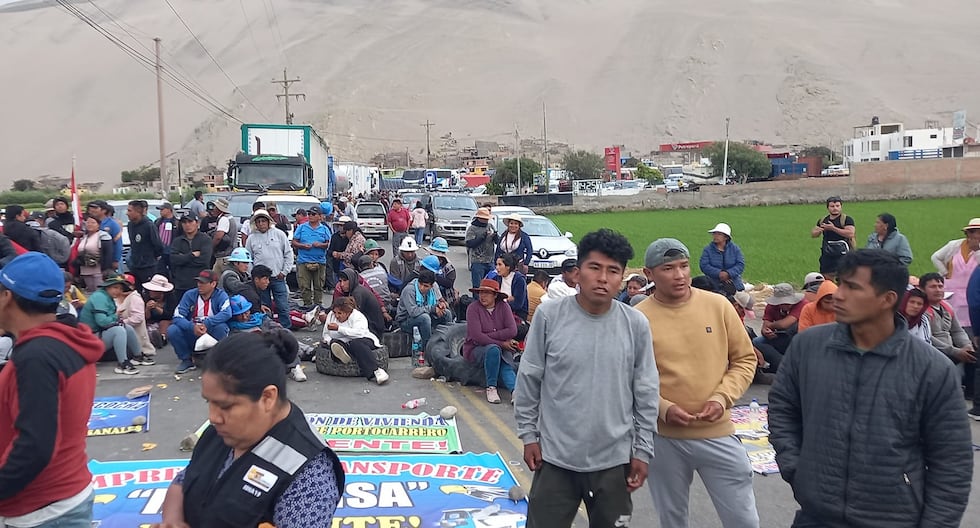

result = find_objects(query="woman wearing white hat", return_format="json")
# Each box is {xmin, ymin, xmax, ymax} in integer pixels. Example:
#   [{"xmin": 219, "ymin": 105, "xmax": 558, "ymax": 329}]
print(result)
[
  {"xmin": 699, "ymin": 222, "xmax": 745, "ymax": 295},
  {"xmin": 494, "ymin": 213, "xmax": 533, "ymax": 275}
]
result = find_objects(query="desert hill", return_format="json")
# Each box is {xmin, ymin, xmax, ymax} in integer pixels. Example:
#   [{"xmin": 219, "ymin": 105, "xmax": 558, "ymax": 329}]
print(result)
[{"xmin": 1, "ymin": 0, "xmax": 978, "ymax": 188}]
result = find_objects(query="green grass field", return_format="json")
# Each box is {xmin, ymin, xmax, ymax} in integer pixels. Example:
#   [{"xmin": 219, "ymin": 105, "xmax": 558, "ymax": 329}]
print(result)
[{"xmin": 550, "ymin": 197, "xmax": 979, "ymax": 286}]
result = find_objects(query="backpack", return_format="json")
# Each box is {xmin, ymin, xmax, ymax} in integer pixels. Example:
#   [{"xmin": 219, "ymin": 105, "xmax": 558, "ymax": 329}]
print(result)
[
  {"xmin": 839, "ymin": 213, "xmax": 858, "ymax": 250},
  {"xmin": 35, "ymin": 226, "xmax": 71, "ymax": 265}
]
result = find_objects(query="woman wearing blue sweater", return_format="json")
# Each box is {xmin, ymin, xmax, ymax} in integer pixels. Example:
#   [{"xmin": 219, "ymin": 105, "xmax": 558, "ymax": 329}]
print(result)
[
  {"xmin": 485, "ymin": 252, "xmax": 529, "ymax": 320},
  {"xmin": 699, "ymin": 222, "xmax": 746, "ymax": 294},
  {"xmin": 494, "ymin": 213, "xmax": 533, "ymax": 274}
]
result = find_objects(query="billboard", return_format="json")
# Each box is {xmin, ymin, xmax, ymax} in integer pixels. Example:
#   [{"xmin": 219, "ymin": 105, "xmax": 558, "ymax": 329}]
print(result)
[{"xmin": 604, "ymin": 146, "xmax": 621, "ymax": 179}]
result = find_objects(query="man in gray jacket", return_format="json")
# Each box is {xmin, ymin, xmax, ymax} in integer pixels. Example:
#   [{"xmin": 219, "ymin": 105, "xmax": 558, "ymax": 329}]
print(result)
[
  {"xmin": 245, "ymin": 209, "xmax": 294, "ymax": 329},
  {"xmin": 514, "ymin": 229, "xmax": 659, "ymax": 528},
  {"xmin": 769, "ymin": 249, "xmax": 972, "ymax": 527}
]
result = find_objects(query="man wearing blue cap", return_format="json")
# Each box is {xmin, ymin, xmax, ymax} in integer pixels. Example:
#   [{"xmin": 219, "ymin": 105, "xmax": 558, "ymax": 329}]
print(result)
[{"xmin": 0, "ymin": 252, "xmax": 104, "ymax": 526}]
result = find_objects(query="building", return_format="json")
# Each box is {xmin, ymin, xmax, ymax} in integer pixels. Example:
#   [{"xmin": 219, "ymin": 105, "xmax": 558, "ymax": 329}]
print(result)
[{"xmin": 844, "ymin": 120, "xmax": 964, "ymax": 165}]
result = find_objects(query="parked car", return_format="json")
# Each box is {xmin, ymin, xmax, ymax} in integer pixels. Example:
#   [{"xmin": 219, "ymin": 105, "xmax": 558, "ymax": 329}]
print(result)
[
  {"xmin": 354, "ymin": 201, "xmax": 388, "ymax": 240},
  {"xmin": 491, "ymin": 212, "xmax": 576, "ymax": 276},
  {"xmin": 426, "ymin": 193, "xmax": 478, "ymax": 242}
]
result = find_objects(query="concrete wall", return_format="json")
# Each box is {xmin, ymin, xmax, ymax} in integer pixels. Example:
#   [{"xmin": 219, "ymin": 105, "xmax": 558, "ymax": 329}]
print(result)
[{"xmin": 535, "ymin": 157, "xmax": 980, "ymax": 214}]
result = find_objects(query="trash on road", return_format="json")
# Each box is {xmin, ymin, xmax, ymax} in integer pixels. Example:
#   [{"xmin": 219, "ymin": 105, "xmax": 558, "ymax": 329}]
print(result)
[
  {"xmin": 126, "ymin": 385, "xmax": 153, "ymax": 399},
  {"xmin": 402, "ymin": 397, "xmax": 426, "ymax": 409},
  {"xmin": 140, "ymin": 442, "xmax": 157, "ymax": 451}
]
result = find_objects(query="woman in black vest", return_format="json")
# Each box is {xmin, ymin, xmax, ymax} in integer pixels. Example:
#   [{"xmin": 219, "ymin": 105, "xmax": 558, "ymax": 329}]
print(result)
[{"xmin": 155, "ymin": 330, "xmax": 344, "ymax": 528}]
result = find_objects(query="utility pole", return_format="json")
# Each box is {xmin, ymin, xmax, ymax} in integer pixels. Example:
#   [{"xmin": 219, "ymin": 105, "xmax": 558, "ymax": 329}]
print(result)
[
  {"xmin": 420, "ymin": 120, "xmax": 435, "ymax": 168},
  {"xmin": 154, "ymin": 37, "xmax": 168, "ymax": 195},
  {"xmin": 515, "ymin": 125, "xmax": 521, "ymax": 195},
  {"xmin": 722, "ymin": 117, "xmax": 731, "ymax": 186},
  {"xmin": 542, "ymin": 102, "xmax": 549, "ymax": 190},
  {"xmin": 272, "ymin": 68, "xmax": 304, "ymax": 124}
]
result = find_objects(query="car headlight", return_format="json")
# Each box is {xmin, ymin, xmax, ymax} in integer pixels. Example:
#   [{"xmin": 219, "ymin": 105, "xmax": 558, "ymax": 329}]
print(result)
[{"xmin": 564, "ymin": 248, "xmax": 578, "ymax": 257}]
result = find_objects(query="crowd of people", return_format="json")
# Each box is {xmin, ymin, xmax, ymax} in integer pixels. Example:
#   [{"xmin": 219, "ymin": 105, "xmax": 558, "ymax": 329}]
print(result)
[{"xmin": 1, "ymin": 190, "xmax": 979, "ymax": 527}]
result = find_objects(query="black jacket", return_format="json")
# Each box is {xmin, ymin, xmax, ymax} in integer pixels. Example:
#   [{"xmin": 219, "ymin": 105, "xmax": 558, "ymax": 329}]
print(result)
[
  {"xmin": 47, "ymin": 212, "xmax": 76, "ymax": 241},
  {"xmin": 126, "ymin": 217, "xmax": 163, "ymax": 270},
  {"xmin": 2, "ymin": 220, "xmax": 39, "ymax": 252},
  {"xmin": 170, "ymin": 232, "xmax": 213, "ymax": 290},
  {"xmin": 769, "ymin": 317, "xmax": 973, "ymax": 527},
  {"xmin": 0, "ymin": 234, "xmax": 16, "ymax": 269}
]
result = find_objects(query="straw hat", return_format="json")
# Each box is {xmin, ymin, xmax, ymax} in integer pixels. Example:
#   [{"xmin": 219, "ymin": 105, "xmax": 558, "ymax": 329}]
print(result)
[{"xmin": 469, "ymin": 279, "xmax": 507, "ymax": 301}]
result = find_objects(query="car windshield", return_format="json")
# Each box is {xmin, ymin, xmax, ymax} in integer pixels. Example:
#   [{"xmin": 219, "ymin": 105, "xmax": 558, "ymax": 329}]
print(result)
[
  {"xmin": 227, "ymin": 195, "xmax": 260, "ymax": 218},
  {"xmin": 237, "ymin": 164, "xmax": 305, "ymax": 191},
  {"xmin": 520, "ymin": 216, "xmax": 562, "ymax": 237},
  {"xmin": 400, "ymin": 194, "xmax": 425, "ymax": 208},
  {"xmin": 432, "ymin": 195, "xmax": 476, "ymax": 211},
  {"xmin": 264, "ymin": 200, "xmax": 318, "ymax": 218},
  {"xmin": 357, "ymin": 204, "xmax": 386, "ymax": 217}
]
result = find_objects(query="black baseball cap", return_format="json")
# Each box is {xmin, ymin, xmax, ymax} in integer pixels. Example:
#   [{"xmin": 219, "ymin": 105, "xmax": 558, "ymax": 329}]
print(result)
[{"xmin": 179, "ymin": 213, "xmax": 199, "ymax": 223}]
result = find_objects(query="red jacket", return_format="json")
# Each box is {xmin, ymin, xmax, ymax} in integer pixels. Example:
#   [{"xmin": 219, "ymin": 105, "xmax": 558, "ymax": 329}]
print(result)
[{"xmin": 0, "ymin": 320, "xmax": 103, "ymax": 516}]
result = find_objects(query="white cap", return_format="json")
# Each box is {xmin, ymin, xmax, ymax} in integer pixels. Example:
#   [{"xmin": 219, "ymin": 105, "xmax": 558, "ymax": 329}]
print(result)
[{"xmin": 708, "ymin": 223, "xmax": 732, "ymax": 237}]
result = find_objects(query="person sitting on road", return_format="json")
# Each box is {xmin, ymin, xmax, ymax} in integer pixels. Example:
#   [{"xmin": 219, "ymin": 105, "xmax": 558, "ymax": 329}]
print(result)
[
  {"xmin": 801, "ymin": 272, "xmax": 825, "ymax": 303},
  {"xmin": 753, "ymin": 283, "xmax": 807, "ymax": 373},
  {"xmin": 798, "ymin": 279, "xmax": 838, "ymax": 332},
  {"xmin": 113, "ymin": 274, "xmax": 156, "ymax": 363},
  {"xmin": 156, "ymin": 331, "xmax": 344, "ymax": 528},
  {"xmin": 900, "ymin": 287, "xmax": 932, "ymax": 344},
  {"xmin": 168, "ymin": 270, "xmax": 232, "ymax": 374},
  {"xmin": 248, "ymin": 264, "xmax": 275, "ymax": 315},
  {"xmin": 220, "ymin": 247, "xmax": 254, "ymax": 300},
  {"xmin": 527, "ymin": 269, "xmax": 551, "ymax": 321},
  {"xmin": 332, "ymin": 221, "xmax": 366, "ymax": 269},
  {"xmin": 699, "ymin": 222, "xmax": 745, "ymax": 294},
  {"xmin": 546, "ymin": 259, "xmax": 579, "ymax": 300},
  {"xmin": 142, "ymin": 274, "xmax": 176, "ymax": 349},
  {"xmin": 395, "ymin": 268, "xmax": 453, "ymax": 352},
  {"xmin": 389, "ymin": 237, "xmax": 421, "ymax": 289},
  {"xmin": 78, "ymin": 275, "xmax": 143, "ymax": 375},
  {"xmin": 426, "ymin": 237, "xmax": 459, "ymax": 308},
  {"xmin": 362, "ymin": 239, "xmax": 388, "ymax": 271},
  {"xmin": 865, "ymin": 212, "xmax": 913, "ymax": 266},
  {"xmin": 617, "ymin": 273, "xmax": 648, "ymax": 304},
  {"xmin": 332, "ymin": 265, "xmax": 390, "ymax": 322},
  {"xmin": 322, "ymin": 296, "xmax": 389, "ymax": 385},
  {"xmin": 227, "ymin": 295, "xmax": 305, "ymax": 382},
  {"xmin": 486, "ymin": 252, "xmax": 529, "ymax": 321},
  {"xmin": 357, "ymin": 255, "xmax": 396, "ymax": 315},
  {"xmin": 335, "ymin": 268, "xmax": 386, "ymax": 338},
  {"xmin": 464, "ymin": 279, "xmax": 519, "ymax": 404},
  {"xmin": 60, "ymin": 271, "xmax": 86, "ymax": 317}
]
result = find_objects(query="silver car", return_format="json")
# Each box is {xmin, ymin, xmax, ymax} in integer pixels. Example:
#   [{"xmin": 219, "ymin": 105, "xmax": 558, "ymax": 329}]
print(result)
[{"xmin": 355, "ymin": 201, "xmax": 389, "ymax": 240}]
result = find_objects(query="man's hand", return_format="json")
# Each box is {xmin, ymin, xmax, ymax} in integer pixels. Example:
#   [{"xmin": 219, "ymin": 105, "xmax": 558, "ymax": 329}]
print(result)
[
  {"xmin": 191, "ymin": 251, "xmax": 200, "ymax": 257},
  {"xmin": 523, "ymin": 442, "xmax": 543, "ymax": 471},
  {"xmin": 626, "ymin": 458, "xmax": 649, "ymax": 492},
  {"xmin": 193, "ymin": 323, "xmax": 207, "ymax": 337},
  {"xmin": 261, "ymin": 306, "xmax": 272, "ymax": 315},
  {"xmin": 664, "ymin": 405, "xmax": 696, "ymax": 427},
  {"xmin": 276, "ymin": 273, "xmax": 285, "ymax": 280},
  {"xmin": 383, "ymin": 311, "xmax": 393, "ymax": 322},
  {"xmin": 501, "ymin": 339, "xmax": 518, "ymax": 352},
  {"xmin": 754, "ymin": 348, "xmax": 766, "ymax": 367},
  {"xmin": 327, "ymin": 323, "xmax": 339, "ymax": 331},
  {"xmin": 146, "ymin": 300, "xmax": 158, "ymax": 310},
  {"xmin": 956, "ymin": 347, "xmax": 977, "ymax": 364},
  {"xmin": 761, "ymin": 326, "xmax": 776, "ymax": 339},
  {"xmin": 696, "ymin": 401, "xmax": 725, "ymax": 422}
]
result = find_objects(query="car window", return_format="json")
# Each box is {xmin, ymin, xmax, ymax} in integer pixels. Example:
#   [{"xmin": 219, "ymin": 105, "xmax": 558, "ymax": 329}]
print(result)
[
  {"xmin": 519, "ymin": 216, "xmax": 562, "ymax": 237},
  {"xmin": 357, "ymin": 204, "xmax": 386, "ymax": 216},
  {"xmin": 227, "ymin": 195, "xmax": 259, "ymax": 218},
  {"xmin": 265, "ymin": 200, "xmax": 318, "ymax": 217},
  {"xmin": 432, "ymin": 195, "xmax": 477, "ymax": 211}
]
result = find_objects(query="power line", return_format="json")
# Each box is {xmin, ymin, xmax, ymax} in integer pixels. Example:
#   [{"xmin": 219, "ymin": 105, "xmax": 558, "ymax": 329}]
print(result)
[
  {"xmin": 161, "ymin": 0, "xmax": 271, "ymax": 121},
  {"xmin": 261, "ymin": 0, "xmax": 288, "ymax": 66},
  {"xmin": 237, "ymin": 0, "xmax": 264, "ymax": 62}
]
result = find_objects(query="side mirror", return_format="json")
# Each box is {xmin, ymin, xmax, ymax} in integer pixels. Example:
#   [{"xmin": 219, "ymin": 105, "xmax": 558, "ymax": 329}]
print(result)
[{"xmin": 564, "ymin": 232, "xmax": 573, "ymax": 238}]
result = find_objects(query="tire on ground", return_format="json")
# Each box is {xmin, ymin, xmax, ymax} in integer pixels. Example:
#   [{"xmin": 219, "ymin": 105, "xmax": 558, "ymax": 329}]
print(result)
[
  {"xmin": 315, "ymin": 344, "xmax": 389, "ymax": 377},
  {"xmin": 426, "ymin": 323, "xmax": 484, "ymax": 386}
]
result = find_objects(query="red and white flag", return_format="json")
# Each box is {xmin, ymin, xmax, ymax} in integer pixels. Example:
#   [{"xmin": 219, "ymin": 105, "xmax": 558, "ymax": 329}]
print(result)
[{"xmin": 70, "ymin": 156, "xmax": 81, "ymax": 226}]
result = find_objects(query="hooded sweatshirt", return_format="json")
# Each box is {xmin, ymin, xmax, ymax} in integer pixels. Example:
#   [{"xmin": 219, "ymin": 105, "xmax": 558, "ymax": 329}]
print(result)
[
  {"xmin": 0, "ymin": 320, "xmax": 103, "ymax": 517},
  {"xmin": 338, "ymin": 268, "xmax": 385, "ymax": 339},
  {"xmin": 797, "ymin": 280, "xmax": 838, "ymax": 332}
]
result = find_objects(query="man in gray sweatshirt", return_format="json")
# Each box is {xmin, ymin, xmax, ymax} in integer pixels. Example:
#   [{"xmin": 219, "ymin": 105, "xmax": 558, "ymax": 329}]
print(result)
[
  {"xmin": 514, "ymin": 228, "xmax": 659, "ymax": 528},
  {"xmin": 244, "ymin": 209, "xmax": 294, "ymax": 329}
]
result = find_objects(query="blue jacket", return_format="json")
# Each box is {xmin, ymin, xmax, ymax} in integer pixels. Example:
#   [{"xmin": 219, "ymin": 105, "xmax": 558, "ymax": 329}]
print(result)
[
  {"xmin": 699, "ymin": 241, "xmax": 746, "ymax": 291},
  {"xmin": 173, "ymin": 288, "xmax": 232, "ymax": 333},
  {"xmin": 494, "ymin": 231, "xmax": 534, "ymax": 266},
  {"xmin": 486, "ymin": 269, "xmax": 529, "ymax": 320},
  {"xmin": 967, "ymin": 266, "xmax": 980, "ymax": 331}
]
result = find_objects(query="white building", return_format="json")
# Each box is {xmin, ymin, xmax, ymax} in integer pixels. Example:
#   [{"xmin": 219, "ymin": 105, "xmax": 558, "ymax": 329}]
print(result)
[{"xmin": 844, "ymin": 121, "xmax": 963, "ymax": 165}]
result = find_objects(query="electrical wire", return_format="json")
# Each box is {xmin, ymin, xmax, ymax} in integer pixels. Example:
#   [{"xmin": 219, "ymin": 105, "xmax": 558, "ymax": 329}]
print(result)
[
  {"xmin": 161, "ymin": 0, "xmax": 271, "ymax": 121},
  {"xmin": 261, "ymin": 0, "xmax": 288, "ymax": 66},
  {"xmin": 237, "ymin": 0, "xmax": 265, "ymax": 62}
]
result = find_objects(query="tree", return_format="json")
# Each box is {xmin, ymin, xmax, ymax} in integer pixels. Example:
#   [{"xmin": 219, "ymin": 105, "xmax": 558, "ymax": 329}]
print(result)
[
  {"xmin": 799, "ymin": 146, "xmax": 835, "ymax": 169},
  {"xmin": 121, "ymin": 167, "xmax": 161, "ymax": 183},
  {"xmin": 492, "ymin": 157, "xmax": 542, "ymax": 186},
  {"xmin": 635, "ymin": 164, "xmax": 663, "ymax": 184},
  {"xmin": 562, "ymin": 150, "xmax": 605, "ymax": 180},
  {"xmin": 624, "ymin": 156, "xmax": 642, "ymax": 169},
  {"xmin": 11, "ymin": 179, "xmax": 35, "ymax": 192},
  {"xmin": 702, "ymin": 142, "xmax": 772, "ymax": 182}
]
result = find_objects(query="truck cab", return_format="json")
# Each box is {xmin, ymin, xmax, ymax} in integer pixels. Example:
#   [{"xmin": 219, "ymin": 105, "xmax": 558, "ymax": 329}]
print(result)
[{"xmin": 226, "ymin": 152, "xmax": 313, "ymax": 194}]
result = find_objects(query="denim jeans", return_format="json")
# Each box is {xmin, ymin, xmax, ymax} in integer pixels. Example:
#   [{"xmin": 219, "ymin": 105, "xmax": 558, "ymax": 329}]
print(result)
[
  {"xmin": 31, "ymin": 493, "xmax": 93, "ymax": 528},
  {"xmin": 167, "ymin": 321, "xmax": 230, "ymax": 361},
  {"xmin": 414, "ymin": 227, "xmax": 425, "ymax": 245},
  {"xmin": 474, "ymin": 344, "xmax": 516, "ymax": 391},
  {"xmin": 99, "ymin": 325, "xmax": 140, "ymax": 364},
  {"xmin": 270, "ymin": 277, "xmax": 292, "ymax": 329},
  {"xmin": 399, "ymin": 311, "xmax": 453, "ymax": 350},
  {"xmin": 470, "ymin": 262, "xmax": 493, "ymax": 289}
]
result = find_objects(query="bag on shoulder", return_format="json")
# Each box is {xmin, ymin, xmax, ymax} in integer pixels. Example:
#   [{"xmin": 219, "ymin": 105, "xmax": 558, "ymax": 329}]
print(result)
[
  {"xmin": 36, "ymin": 227, "xmax": 71, "ymax": 265},
  {"xmin": 840, "ymin": 213, "xmax": 857, "ymax": 250}
]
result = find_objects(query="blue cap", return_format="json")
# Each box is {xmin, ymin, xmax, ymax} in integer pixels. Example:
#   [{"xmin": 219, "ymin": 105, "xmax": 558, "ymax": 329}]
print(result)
[
  {"xmin": 320, "ymin": 202, "xmax": 334, "ymax": 216},
  {"xmin": 0, "ymin": 252, "xmax": 64, "ymax": 304},
  {"xmin": 230, "ymin": 295, "xmax": 253, "ymax": 316},
  {"xmin": 427, "ymin": 237, "xmax": 449, "ymax": 254},
  {"xmin": 421, "ymin": 255, "xmax": 441, "ymax": 273}
]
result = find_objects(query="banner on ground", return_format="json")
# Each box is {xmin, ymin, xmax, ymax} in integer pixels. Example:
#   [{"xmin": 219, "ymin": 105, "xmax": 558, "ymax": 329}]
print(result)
[
  {"xmin": 731, "ymin": 404, "xmax": 779, "ymax": 475},
  {"xmin": 88, "ymin": 395, "xmax": 151, "ymax": 437},
  {"xmin": 194, "ymin": 412, "xmax": 463, "ymax": 454},
  {"xmin": 307, "ymin": 412, "xmax": 462, "ymax": 453},
  {"xmin": 90, "ymin": 453, "xmax": 527, "ymax": 527}
]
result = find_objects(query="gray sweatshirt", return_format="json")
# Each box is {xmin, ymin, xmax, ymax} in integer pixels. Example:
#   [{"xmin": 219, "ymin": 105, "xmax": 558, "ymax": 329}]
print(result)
[
  {"xmin": 514, "ymin": 295, "xmax": 659, "ymax": 472},
  {"xmin": 245, "ymin": 227, "xmax": 294, "ymax": 278}
]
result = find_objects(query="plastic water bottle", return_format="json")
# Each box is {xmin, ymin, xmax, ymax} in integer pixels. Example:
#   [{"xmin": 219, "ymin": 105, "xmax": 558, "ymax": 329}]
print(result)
[
  {"xmin": 749, "ymin": 398, "xmax": 761, "ymax": 427},
  {"xmin": 402, "ymin": 397, "xmax": 426, "ymax": 409},
  {"xmin": 412, "ymin": 327, "xmax": 424, "ymax": 368}
]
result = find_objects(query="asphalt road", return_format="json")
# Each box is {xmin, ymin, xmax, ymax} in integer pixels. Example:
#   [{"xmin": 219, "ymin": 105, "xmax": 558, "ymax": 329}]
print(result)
[{"xmin": 86, "ymin": 240, "xmax": 980, "ymax": 527}]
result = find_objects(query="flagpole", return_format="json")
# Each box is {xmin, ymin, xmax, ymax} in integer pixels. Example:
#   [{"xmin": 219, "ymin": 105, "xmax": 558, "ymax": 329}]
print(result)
[{"xmin": 70, "ymin": 155, "xmax": 82, "ymax": 227}]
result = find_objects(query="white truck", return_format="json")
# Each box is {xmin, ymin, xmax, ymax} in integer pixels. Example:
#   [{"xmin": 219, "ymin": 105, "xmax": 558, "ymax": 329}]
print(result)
[{"xmin": 228, "ymin": 124, "xmax": 336, "ymax": 197}]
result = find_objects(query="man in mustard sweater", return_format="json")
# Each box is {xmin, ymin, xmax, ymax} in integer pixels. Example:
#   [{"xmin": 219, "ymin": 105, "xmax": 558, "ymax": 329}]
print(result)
[{"xmin": 634, "ymin": 238, "xmax": 759, "ymax": 528}]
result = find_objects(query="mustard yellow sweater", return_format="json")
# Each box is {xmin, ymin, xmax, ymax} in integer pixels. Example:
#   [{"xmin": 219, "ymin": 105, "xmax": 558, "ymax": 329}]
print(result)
[{"xmin": 634, "ymin": 288, "xmax": 756, "ymax": 439}]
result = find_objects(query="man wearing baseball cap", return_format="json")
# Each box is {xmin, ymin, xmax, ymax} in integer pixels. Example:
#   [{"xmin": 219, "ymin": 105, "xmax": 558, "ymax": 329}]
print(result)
[
  {"xmin": 0, "ymin": 253, "xmax": 104, "ymax": 525},
  {"xmin": 633, "ymin": 238, "xmax": 759, "ymax": 527},
  {"xmin": 170, "ymin": 213, "xmax": 213, "ymax": 303},
  {"xmin": 292, "ymin": 205, "xmax": 331, "ymax": 307},
  {"xmin": 167, "ymin": 270, "xmax": 232, "ymax": 374}
]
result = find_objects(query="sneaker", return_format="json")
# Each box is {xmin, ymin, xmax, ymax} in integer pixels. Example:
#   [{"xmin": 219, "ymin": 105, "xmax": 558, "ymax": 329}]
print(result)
[
  {"xmin": 331, "ymin": 342, "xmax": 352, "ymax": 364},
  {"xmin": 302, "ymin": 306, "xmax": 321, "ymax": 325},
  {"xmin": 968, "ymin": 407, "xmax": 980, "ymax": 421},
  {"xmin": 290, "ymin": 364, "xmax": 307, "ymax": 382},
  {"xmin": 374, "ymin": 368, "xmax": 390, "ymax": 385},
  {"xmin": 175, "ymin": 360, "xmax": 197, "ymax": 374},
  {"xmin": 486, "ymin": 387, "xmax": 501, "ymax": 404},
  {"xmin": 114, "ymin": 362, "xmax": 139, "ymax": 375},
  {"xmin": 132, "ymin": 355, "xmax": 156, "ymax": 366}
]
